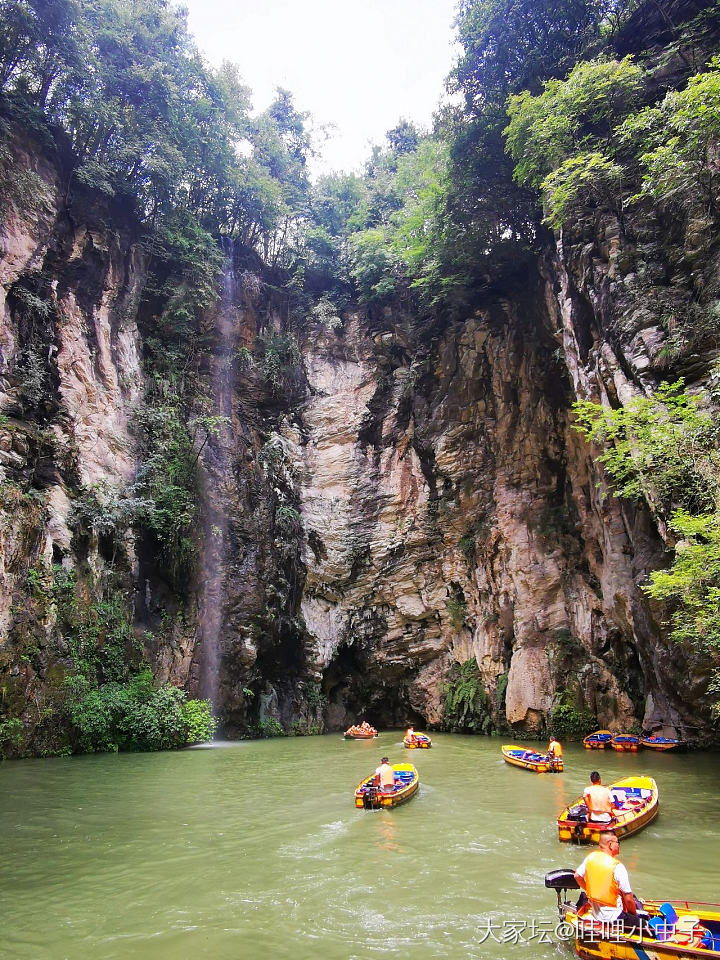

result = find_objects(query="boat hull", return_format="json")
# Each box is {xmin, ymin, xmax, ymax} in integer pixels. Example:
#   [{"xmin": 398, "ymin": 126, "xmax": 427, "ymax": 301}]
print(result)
[
  {"xmin": 583, "ymin": 730, "xmax": 613, "ymax": 750},
  {"xmin": 344, "ymin": 733, "xmax": 377, "ymax": 740},
  {"xmin": 560, "ymin": 901, "xmax": 720, "ymax": 960},
  {"xmin": 355, "ymin": 763, "xmax": 419, "ymax": 808},
  {"xmin": 557, "ymin": 775, "xmax": 659, "ymax": 842},
  {"xmin": 611, "ymin": 735, "xmax": 640, "ymax": 752},
  {"xmin": 403, "ymin": 735, "xmax": 431, "ymax": 749},
  {"xmin": 502, "ymin": 745, "xmax": 562, "ymax": 773},
  {"xmin": 641, "ymin": 737, "xmax": 682, "ymax": 752}
]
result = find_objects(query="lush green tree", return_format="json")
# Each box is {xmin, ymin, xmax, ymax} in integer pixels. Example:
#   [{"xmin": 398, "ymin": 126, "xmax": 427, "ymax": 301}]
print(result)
[
  {"xmin": 0, "ymin": 0, "xmax": 316, "ymax": 260},
  {"xmin": 250, "ymin": 89, "xmax": 311, "ymax": 266},
  {"xmin": 504, "ymin": 57, "xmax": 643, "ymax": 225},
  {"xmin": 435, "ymin": 0, "xmax": 608, "ymax": 300},
  {"xmin": 573, "ymin": 380, "xmax": 720, "ymax": 711},
  {"xmin": 347, "ymin": 227, "xmax": 399, "ymax": 303},
  {"xmin": 620, "ymin": 57, "xmax": 720, "ymax": 215},
  {"xmin": 644, "ymin": 511, "xmax": 720, "ymax": 677},
  {"xmin": 386, "ymin": 119, "xmax": 420, "ymax": 156},
  {"xmin": 453, "ymin": 0, "xmax": 603, "ymax": 102},
  {"xmin": 505, "ymin": 57, "xmax": 643, "ymax": 188},
  {"xmin": 573, "ymin": 381, "xmax": 720, "ymax": 517},
  {"xmin": 541, "ymin": 150, "xmax": 624, "ymax": 227},
  {"xmin": 311, "ymin": 172, "xmax": 367, "ymax": 237},
  {"xmin": 67, "ymin": 670, "xmax": 216, "ymax": 752}
]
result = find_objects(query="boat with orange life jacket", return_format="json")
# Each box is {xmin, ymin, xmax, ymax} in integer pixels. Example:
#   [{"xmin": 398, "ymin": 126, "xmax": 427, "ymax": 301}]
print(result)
[
  {"xmin": 403, "ymin": 730, "xmax": 432, "ymax": 749},
  {"xmin": 545, "ymin": 868, "xmax": 720, "ymax": 958},
  {"xmin": 343, "ymin": 722, "xmax": 378, "ymax": 740},
  {"xmin": 502, "ymin": 744, "xmax": 562, "ymax": 773}
]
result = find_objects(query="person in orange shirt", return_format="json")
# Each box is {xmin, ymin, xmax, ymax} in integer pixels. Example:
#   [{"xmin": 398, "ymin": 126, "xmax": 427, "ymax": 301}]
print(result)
[{"xmin": 583, "ymin": 771, "xmax": 618, "ymax": 822}]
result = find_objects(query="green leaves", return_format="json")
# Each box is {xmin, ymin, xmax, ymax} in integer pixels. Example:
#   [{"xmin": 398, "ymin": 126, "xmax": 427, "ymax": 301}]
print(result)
[
  {"xmin": 549, "ymin": 693, "xmax": 596, "ymax": 737},
  {"xmin": 644, "ymin": 511, "xmax": 720, "ymax": 705},
  {"xmin": 347, "ymin": 227, "xmax": 399, "ymax": 303},
  {"xmin": 452, "ymin": 0, "xmax": 602, "ymax": 102},
  {"xmin": 619, "ymin": 58, "xmax": 720, "ymax": 213},
  {"xmin": 0, "ymin": 0, "xmax": 314, "ymax": 257},
  {"xmin": 573, "ymin": 381, "xmax": 720, "ymax": 516},
  {"xmin": 134, "ymin": 401, "xmax": 200, "ymax": 588},
  {"xmin": 573, "ymin": 381, "xmax": 720, "ymax": 710},
  {"xmin": 334, "ymin": 136, "xmax": 453, "ymax": 306},
  {"xmin": 504, "ymin": 57, "xmax": 642, "ymax": 224},
  {"xmin": 67, "ymin": 669, "xmax": 216, "ymax": 752},
  {"xmin": 442, "ymin": 658, "xmax": 493, "ymax": 733},
  {"xmin": 541, "ymin": 151, "xmax": 622, "ymax": 228}
]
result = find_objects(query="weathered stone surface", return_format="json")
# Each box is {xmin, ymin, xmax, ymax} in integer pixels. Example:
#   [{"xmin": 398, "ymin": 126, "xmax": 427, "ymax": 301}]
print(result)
[{"xmin": 0, "ymin": 133, "xmax": 715, "ymax": 752}]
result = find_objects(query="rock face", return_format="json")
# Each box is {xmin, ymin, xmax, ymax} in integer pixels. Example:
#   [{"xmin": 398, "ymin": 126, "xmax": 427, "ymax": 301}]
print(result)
[
  {"xmin": 0, "ymin": 130, "xmax": 715, "ymax": 756},
  {"xmin": 286, "ymin": 270, "xmax": 683, "ymax": 736}
]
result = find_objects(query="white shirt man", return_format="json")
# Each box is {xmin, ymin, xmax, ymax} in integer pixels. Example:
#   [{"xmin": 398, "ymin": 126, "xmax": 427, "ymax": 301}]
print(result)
[{"xmin": 375, "ymin": 758, "xmax": 394, "ymax": 792}]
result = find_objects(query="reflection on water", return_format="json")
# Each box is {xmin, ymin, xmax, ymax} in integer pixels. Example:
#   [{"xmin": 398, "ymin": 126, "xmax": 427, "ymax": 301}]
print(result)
[
  {"xmin": 376, "ymin": 812, "xmax": 401, "ymax": 853},
  {"xmin": 0, "ymin": 734, "xmax": 718, "ymax": 960}
]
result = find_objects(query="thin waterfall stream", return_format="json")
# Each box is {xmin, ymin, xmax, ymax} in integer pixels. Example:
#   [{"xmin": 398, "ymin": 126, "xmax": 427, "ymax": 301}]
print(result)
[{"xmin": 195, "ymin": 239, "xmax": 238, "ymax": 711}]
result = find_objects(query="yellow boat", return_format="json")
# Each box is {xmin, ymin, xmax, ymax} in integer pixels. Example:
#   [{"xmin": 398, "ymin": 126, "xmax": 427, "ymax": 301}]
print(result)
[
  {"xmin": 403, "ymin": 733, "xmax": 432, "ymax": 749},
  {"xmin": 584, "ymin": 730, "xmax": 613, "ymax": 749},
  {"xmin": 545, "ymin": 869, "xmax": 720, "ymax": 958},
  {"xmin": 557, "ymin": 775, "xmax": 659, "ymax": 843},
  {"xmin": 611, "ymin": 734, "xmax": 640, "ymax": 752},
  {"xmin": 502, "ymin": 744, "xmax": 562, "ymax": 772},
  {"xmin": 343, "ymin": 722, "xmax": 378, "ymax": 739},
  {"xmin": 641, "ymin": 735, "xmax": 683, "ymax": 752},
  {"xmin": 355, "ymin": 762, "xmax": 419, "ymax": 809}
]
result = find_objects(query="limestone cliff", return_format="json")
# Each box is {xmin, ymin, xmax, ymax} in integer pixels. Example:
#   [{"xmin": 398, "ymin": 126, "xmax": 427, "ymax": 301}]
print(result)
[
  {"xmin": 285, "ymin": 267, "xmax": 691, "ymax": 739},
  {"xmin": 0, "ymin": 111, "xmax": 716, "ymax": 757}
]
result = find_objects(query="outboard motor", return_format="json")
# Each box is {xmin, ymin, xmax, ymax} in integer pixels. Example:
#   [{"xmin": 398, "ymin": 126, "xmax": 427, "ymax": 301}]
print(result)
[
  {"xmin": 363, "ymin": 786, "xmax": 380, "ymax": 810},
  {"xmin": 545, "ymin": 869, "xmax": 580, "ymax": 916},
  {"xmin": 545, "ymin": 869, "xmax": 580, "ymax": 891}
]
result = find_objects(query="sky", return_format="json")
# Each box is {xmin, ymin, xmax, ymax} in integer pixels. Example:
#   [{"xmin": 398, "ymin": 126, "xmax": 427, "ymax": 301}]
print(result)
[{"xmin": 182, "ymin": 0, "xmax": 461, "ymax": 177}]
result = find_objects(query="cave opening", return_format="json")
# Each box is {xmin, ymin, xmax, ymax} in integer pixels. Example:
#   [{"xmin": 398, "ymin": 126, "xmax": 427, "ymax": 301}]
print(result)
[{"xmin": 322, "ymin": 642, "xmax": 429, "ymax": 731}]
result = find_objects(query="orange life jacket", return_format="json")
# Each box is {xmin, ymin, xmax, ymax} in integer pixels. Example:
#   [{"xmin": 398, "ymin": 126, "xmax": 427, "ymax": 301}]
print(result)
[
  {"xmin": 585, "ymin": 783, "xmax": 612, "ymax": 814},
  {"xmin": 549, "ymin": 740, "xmax": 563, "ymax": 758},
  {"xmin": 584, "ymin": 851, "xmax": 621, "ymax": 907}
]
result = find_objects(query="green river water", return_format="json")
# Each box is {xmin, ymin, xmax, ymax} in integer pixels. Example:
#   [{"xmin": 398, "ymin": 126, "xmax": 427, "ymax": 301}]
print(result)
[{"xmin": 1, "ymin": 733, "xmax": 718, "ymax": 960}]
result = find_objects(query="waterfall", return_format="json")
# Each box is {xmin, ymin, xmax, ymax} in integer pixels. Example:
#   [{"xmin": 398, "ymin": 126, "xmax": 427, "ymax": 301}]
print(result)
[{"xmin": 196, "ymin": 237, "xmax": 238, "ymax": 714}]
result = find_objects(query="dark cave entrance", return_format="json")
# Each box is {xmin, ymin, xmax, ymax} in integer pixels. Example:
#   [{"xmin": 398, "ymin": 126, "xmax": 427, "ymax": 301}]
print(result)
[{"xmin": 321, "ymin": 642, "xmax": 429, "ymax": 730}]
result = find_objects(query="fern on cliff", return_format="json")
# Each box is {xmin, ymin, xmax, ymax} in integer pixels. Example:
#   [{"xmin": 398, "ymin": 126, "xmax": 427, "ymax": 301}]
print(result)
[{"xmin": 442, "ymin": 658, "xmax": 493, "ymax": 733}]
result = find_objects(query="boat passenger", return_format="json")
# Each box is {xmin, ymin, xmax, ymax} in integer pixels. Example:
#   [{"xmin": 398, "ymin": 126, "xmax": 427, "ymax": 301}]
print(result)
[
  {"xmin": 583, "ymin": 771, "xmax": 617, "ymax": 822},
  {"xmin": 574, "ymin": 831, "xmax": 643, "ymax": 933},
  {"xmin": 406, "ymin": 727, "xmax": 415, "ymax": 743},
  {"xmin": 375, "ymin": 757, "xmax": 395, "ymax": 793},
  {"xmin": 547, "ymin": 735, "xmax": 563, "ymax": 759}
]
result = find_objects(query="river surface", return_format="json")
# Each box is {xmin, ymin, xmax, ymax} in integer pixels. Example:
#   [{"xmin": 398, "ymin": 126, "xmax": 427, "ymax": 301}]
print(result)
[{"xmin": 1, "ymin": 733, "xmax": 718, "ymax": 960}]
